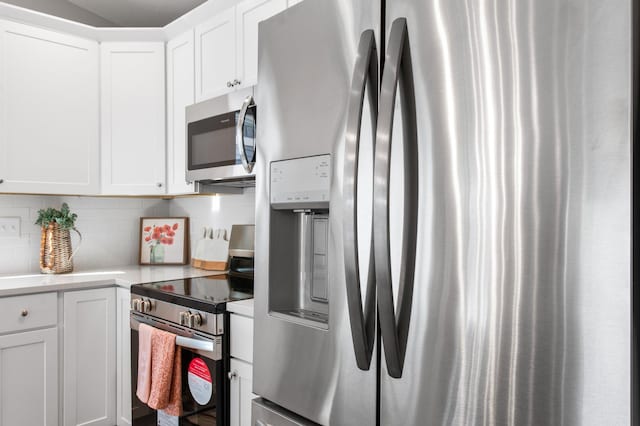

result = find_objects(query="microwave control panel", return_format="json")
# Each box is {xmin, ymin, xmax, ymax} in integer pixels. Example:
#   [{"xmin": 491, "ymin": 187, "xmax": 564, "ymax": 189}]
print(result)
[{"xmin": 270, "ymin": 154, "xmax": 331, "ymax": 210}]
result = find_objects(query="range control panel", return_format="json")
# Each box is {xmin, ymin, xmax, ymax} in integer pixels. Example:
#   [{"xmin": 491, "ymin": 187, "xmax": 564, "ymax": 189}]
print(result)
[{"xmin": 270, "ymin": 154, "xmax": 331, "ymax": 209}]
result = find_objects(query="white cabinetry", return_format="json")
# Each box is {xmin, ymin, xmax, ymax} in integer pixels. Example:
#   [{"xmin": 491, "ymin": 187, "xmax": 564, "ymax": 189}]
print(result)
[
  {"xmin": 0, "ymin": 328, "xmax": 58, "ymax": 426},
  {"xmin": 228, "ymin": 304, "xmax": 255, "ymax": 426},
  {"xmin": 100, "ymin": 42, "xmax": 166, "ymax": 195},
  {"xmin": 235, "ymin": 0, "xmax": 287, "ymax": 90},
  {"xmin": 63, "ymin": 288, "xmax": 116, "ymax": 426},
  {"xmin": 116, "ymin": 288, "xmax": 132, "ymax": 425},
  {"xmin": 167, "ymin": 30, "xmax": 196, "ymax": 194},
  {"xmin": 229, "ymin": 358, "xmax": 255, "ymax": 426},
  {"xmin": 0, "ymin": 292, "xmax": 58, "ymax": 426},
  {"xmin": 287, "ymin": 0, "xmax": 303, "ymax": 6},
  {"xmin": 195, "ymin": 0, "xmax": 285, "ymax": 102},
  {"xmin": 195, "ymin": 8, "xmax": 236, "ymax": 101},
  {"xmin": 0, "ymin": 20, "xmax": 99, "ymax": 195}
]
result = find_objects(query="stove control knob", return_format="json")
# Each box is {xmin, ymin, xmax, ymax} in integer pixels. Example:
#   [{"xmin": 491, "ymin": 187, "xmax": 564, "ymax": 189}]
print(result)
[
  {"xmin": 189, "ymin": 312, "xmax": 202, "ymax": 328},
  {"xmin": 179, "ymin": 311, "xmax": 190, "ymax": 326},
  {"xmin": 131, "ymin": 299, "xmax": 141, "ymax": 312},
  {"xmin": 139, "ymin": 299, "xmax": 152, "ymax": 313}
]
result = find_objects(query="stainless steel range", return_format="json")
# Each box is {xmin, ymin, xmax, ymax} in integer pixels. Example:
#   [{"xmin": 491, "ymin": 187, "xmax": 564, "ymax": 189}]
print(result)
[{"xmin": 130, "ymin": 226, "xmax": 254, "ymax": 426}]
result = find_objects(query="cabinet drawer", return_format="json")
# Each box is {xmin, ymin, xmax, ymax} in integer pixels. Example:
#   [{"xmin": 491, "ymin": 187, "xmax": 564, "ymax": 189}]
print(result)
[
  {"xmin": 230, "ymin": 314, "xmax": 253, "ymax": 363},
  {"xmin": 0, "ymin": 292, "xmax": 57, "ymax": 334}
]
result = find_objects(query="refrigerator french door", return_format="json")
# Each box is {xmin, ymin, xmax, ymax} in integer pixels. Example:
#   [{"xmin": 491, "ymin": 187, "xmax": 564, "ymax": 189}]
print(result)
[{"xmin": 254, "ymin": 0, "xmax": 632, "ymax": 425}]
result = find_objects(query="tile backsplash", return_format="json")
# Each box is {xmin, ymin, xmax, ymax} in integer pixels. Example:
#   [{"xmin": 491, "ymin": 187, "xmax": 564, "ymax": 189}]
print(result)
[{"xmin": 0, "ymin": 190, "xmax": 255, "ymax": 275}]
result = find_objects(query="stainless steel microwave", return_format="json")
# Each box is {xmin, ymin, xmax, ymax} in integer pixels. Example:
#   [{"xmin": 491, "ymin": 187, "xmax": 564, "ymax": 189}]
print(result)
[{"xmin": 186, "ymin": 87, "xmax": 256, "ymax": 186}]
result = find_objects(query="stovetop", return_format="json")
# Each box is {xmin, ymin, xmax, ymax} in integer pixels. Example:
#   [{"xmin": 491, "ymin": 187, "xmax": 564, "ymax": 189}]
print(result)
[{"xmin": 130, "ymin": 275, "xmax": 253, "ymax": 314}]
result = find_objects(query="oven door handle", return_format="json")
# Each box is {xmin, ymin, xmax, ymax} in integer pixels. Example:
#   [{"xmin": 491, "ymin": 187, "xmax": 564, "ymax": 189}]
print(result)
[
  {"xmin": 131, "ymin": 314, "xmax": 218, "ymax": 356},
  {"xmin": 175, "ymin": 335, "xmax": 214, "ymax": 352}
]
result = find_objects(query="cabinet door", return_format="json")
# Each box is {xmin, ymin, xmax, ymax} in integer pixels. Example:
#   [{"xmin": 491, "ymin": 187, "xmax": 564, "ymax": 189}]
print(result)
[
  {"xmin": 167, "ymin": 30, "xmax": 196, "ymax": 195},
  {"xmin": 116, "ymin": 288, "xmax": 132, "ymax": 425},
  {"xmin": 235, "ymin": 0, "xmax": 287, "ymax": 89},
  {"xmin": 101, "ymin": 42, "xmax": 166, "ymax": 195},
  {"xmin": 64, "ymin": 288, "xmax": 116, "ymax": 426},
  {"xmin": 0, "ymin": 328, "xmax": 58, "ymax": 426},
  {"xmin": 194, "ymin": 8, "xmax": 236, "ymax": 101},
  {"xmin": 229, "ymin": 359, "xmax": 256, "ymax": 426},
  {"xmin": 0, "ymin": 20, "xmax": 99, "ymax": 195}
]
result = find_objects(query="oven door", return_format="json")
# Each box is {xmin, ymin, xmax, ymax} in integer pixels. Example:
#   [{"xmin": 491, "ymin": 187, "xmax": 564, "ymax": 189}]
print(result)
[{"xmin": 130, "ymin": 313, "xmax": 225, "ymax": 426}]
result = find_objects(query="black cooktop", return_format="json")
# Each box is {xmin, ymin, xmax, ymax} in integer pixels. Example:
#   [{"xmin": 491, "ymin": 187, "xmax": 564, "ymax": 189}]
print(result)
[{"xmin": 130, "ymin": 275, "xmax": 253, "ymax": 313}]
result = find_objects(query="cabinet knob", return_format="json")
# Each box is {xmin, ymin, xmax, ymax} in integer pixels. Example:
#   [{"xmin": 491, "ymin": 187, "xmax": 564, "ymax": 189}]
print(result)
[
  {"xmin": 156, "ymin": 182, "xmax": 163, "ymax": 188},
  {"xmin": 0, "ymin": 179, "xmax": 4, "ymax": 184},
  {"xmin": 20, "ymin": 309, "xmax": 28, "ymax": 317},
  {"xmin": 227, "ymin": 370, "xmax": 237, "ymax": 380},
  {"xmin": 233, "ymin": 79, "xmax": 241, "ymax": 86},
  {"xmin": 227, "ymin": 81, "xmax": 233, "ymax": 88}
]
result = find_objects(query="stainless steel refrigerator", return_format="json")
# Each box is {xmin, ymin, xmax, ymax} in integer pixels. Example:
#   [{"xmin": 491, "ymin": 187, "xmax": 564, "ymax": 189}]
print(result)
[{"xmin": 252, "ymin": 0, "xmax": 633, "ymax": 425}]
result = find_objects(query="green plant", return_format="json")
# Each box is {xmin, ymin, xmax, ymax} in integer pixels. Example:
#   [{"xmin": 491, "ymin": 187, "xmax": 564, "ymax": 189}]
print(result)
[{"xmin": 35, "ymin": 203, "xmax": 78, "ymax": 230}]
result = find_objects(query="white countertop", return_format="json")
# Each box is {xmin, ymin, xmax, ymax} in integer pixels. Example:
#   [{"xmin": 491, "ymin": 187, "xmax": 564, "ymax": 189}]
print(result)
[
  {"xmin": 0, "ymin": 265, "xmax": 224, "ymax": 297},
  {"xmin": 227, "ymin": 298, "xmax": 254, "ymax": 318}
]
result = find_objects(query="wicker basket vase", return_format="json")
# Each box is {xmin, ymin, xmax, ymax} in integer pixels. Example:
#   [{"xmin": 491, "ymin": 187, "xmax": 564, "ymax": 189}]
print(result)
[{"xmin": 39, "ymin": 223, "xmax": 82, "ymax": 274}]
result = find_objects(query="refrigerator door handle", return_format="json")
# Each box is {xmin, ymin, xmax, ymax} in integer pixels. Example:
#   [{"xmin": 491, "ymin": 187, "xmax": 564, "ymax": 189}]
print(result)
[
  {"xmin": 343, "ymin": 29, "xmax": 378, "ymax": 371},
  {"xmin": 374, "ymin": 17, "xmax": 419, "ymax": 379},
  {"xmin": 236, "ymin": 94, "xmax": 256, "ymax": 173}
]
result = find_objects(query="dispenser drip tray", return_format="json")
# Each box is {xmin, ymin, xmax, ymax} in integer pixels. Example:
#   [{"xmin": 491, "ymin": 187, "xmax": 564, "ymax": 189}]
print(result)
[{"xmin": 270, "ymin": 308, "xmax": 329, "ymax": 329}]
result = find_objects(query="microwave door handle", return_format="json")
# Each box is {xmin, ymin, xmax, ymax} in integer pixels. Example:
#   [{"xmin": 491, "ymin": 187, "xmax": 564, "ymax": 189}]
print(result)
[{"xmin": 236, "ymin": 95, "xmax": 256, "ymax": 173}]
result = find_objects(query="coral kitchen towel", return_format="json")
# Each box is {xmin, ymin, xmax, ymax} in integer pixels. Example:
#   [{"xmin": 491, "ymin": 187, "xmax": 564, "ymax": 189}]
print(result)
[
  {"xmin": 148, "ymin": 328, "xmax": 177, "ymax": 410},
  {"xmin": 163, "ymin": 347, "xmax": 183, "ymax": 416},
  {"xmin": 136, "ymin": 323, "xmax": 153, "ymax": 403}
]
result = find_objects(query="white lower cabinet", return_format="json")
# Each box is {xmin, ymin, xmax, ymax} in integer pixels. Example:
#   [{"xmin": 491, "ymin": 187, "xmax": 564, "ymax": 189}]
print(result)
[
  {"xmin": 63, "ymin": 288, "xmax": 116, "ymax": 426},
  {"xmin": 229, "ymin": 358, "xmax": 255, "ymax": 426},
  {"xmin": 0, "ymin": 327, "xmax": 58, "ymax": 426},
  {"xmin": 116, "ymin": 288, "xmax": 132, "ymax": 425}
]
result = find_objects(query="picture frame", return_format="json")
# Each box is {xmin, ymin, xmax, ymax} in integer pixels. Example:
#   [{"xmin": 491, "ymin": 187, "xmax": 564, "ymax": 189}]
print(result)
[{"xmin": 139, "ymin": 217, "xmax": 190, "ymax": 265}]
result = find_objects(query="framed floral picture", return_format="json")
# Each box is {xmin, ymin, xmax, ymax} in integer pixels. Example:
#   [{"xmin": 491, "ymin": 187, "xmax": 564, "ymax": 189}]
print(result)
[{"xmin": 139, "ymin": 217, "xmax": 190, "ymax": 265}]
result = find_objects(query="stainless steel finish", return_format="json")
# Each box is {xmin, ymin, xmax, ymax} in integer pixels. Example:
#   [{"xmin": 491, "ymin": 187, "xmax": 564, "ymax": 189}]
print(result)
[
  {"xmin": 132, "ymin": 296, "xmax": 223, "ymax": 336},
  {"xmin": 175, "ymin": 335, "xmax": 213, "ymax": 352},
  {"xmin": 378, "ymin": 0, "xmax": 631, "ymax": 425},
  {"xmin": 374, "ymin": 17, "xmax": 418, "ymax": 379},
  {"xmin": 343, "ymin": 28, "xmax": 378, "ymax": 371},
  {"xmin": 185, "ymin": 86, "xmax": 256, "ymax": 184},
  {"xmin": 236, "ymin": 95, "xmax": 256, "ymax": 173},
  {"xmin": 130, "ymin": 312, "xmax": 222, "ymax": 360},
  {"xmin": 252, "ymin": 399, "xmax": 317, "ymax": 426},
  {"xmin": 193, "ymin": 181, "xmax": 244, "ymax": 195},
  {"xmin": 20, "ymin": 309, "xmax": 28, "ymax": 317},
  {"xmin": 227, "ymin": 370, "xmax": 237, "ymax": 380},
  {"xmin": 254, "ymin": 0, "xmax": 379, "ymax": 424},
  {"xmin": 229, "ymin": 224, "xmax": 255, "ymax": 258}
]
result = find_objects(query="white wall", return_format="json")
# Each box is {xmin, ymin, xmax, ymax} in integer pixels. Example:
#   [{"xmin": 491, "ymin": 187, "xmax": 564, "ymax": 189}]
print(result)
[
  {"xmin": 0, "ymin": 191, "xmax": 256, "ymax": 275},
  {"xmin": 169, "ymin": 189, "xmax": 256, "ymax": 256},
  {"xmin": 0, "ymin": 194, "xmax": 169, "ymax": 274}
]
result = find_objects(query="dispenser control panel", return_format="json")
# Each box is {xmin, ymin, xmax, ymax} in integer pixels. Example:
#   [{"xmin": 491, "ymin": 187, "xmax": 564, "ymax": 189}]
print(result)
[{"xmin": 270, "ymin": 154, "xmax": 331, "ymax": 209}]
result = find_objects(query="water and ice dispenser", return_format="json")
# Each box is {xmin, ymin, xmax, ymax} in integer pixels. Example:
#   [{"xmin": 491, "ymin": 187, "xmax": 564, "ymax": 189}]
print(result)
[{"xmin": 269, "ymin": 154, "xmax": 331, "ymax": 328}]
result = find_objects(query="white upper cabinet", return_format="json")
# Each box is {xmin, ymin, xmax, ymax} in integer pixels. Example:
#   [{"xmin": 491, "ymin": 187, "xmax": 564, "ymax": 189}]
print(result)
[
  {"xmin": 195, "ymin": 0, "xmax": 286, "ymax": 102},
  {"xmin": 100, "ymin": 42, "xmax": 166, "ymax": 195},
  {"xmin": 167, "ymin": 30, "xmax": 196, "ymax": 195},
  {"xmin": 195, "ymin": 8, "xmax": 236, "ymax": 102},
  {"xmin": 0, "ymin": 20, "xmax": 99, "ymax": 195},
  {"xmin": 235, "ymin": 0, "xmax": 287, "ymax": 89}
]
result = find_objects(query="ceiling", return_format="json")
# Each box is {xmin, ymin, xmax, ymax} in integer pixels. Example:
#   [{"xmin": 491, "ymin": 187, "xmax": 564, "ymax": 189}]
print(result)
[{"xmin": 4, "ymin": 0, "xmax": 207, "ymax": 27}]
